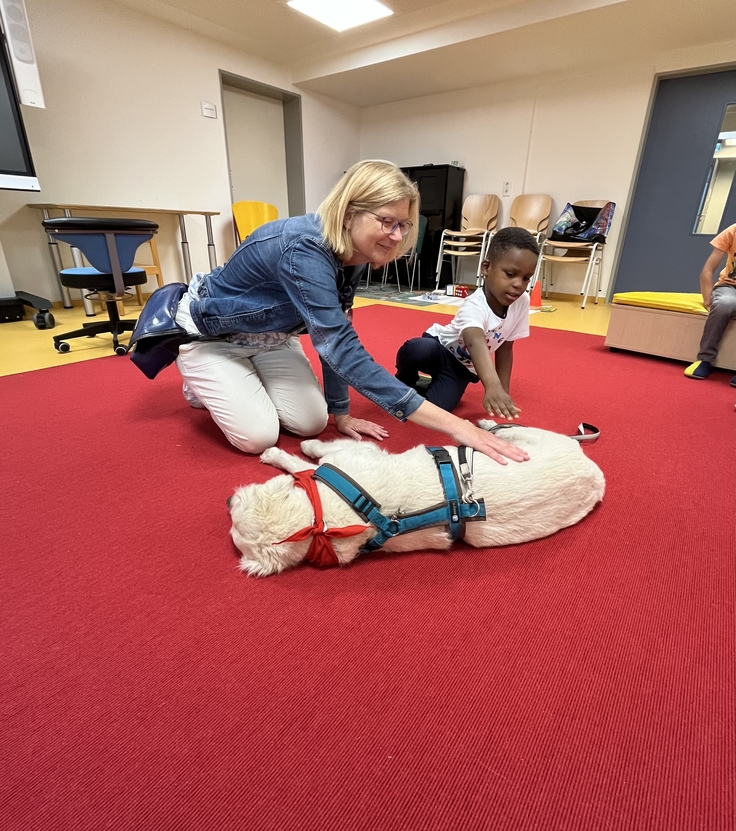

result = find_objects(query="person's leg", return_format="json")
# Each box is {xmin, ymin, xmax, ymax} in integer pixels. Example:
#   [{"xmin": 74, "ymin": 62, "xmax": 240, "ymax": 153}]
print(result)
[
  {"xmin": 395, "ymin": 335, "xmax": 443, "ymax": 387},
  {"xmin": 697, "ymin": 287, "xmax": 736, "ymax": 362},
  {"xmin": 176, "ymin": 340, "xmax": 282, "ymax": 453},
  {"xmin": 686, "ymin": 286, "xmax": 736, "ymax": 378},
  {"xmin": 396, "ymin": 334, "xmax": 471, "ymax": 411},
  {"xmin": 250, "ymin": 337, "xmax": 329, "ymax": 437},
  {"xmin": 423, "ymin": 348, "xmax": 472, "ymax": 412}
]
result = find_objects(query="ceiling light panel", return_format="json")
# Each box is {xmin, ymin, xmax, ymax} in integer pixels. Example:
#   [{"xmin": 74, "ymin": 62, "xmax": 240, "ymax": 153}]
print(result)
[{"xmin": 287, "ymin": 0, "xmax": 394, "ymax": 32}]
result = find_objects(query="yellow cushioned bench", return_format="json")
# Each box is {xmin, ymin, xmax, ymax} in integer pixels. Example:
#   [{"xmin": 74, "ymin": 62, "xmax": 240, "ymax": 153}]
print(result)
[{"xmin": 604, "ymin": 291, "xmax": 735, "ymax": 370}]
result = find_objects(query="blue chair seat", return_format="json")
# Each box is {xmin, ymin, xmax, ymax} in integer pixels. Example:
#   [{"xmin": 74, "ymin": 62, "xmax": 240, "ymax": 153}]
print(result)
[{"xmin": 42, "ymin": 217, "xmax": 159, "ymax": 355}]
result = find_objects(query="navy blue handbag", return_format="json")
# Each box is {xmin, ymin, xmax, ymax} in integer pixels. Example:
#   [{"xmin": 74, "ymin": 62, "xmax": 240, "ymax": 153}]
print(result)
[{"xmin": 128, "ymin": 282, "xmax": 194, "ymax": 379}]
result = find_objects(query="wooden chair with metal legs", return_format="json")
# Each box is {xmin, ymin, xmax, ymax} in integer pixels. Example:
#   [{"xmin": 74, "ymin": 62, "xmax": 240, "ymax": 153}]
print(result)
[
  {"xmin": 435, "ymin": 194, "xmax": 500, "ymax": 290},
  {"xmin": 532, "ymin": 200, "xmax": 615, "ymax": 309},
  {"xmin": 507, "ymin": 193, "xmax": 552, "ymax": 243},
  {"xmin": 133, "ymin": 236, "xmax": 164, "ymax": 305}
]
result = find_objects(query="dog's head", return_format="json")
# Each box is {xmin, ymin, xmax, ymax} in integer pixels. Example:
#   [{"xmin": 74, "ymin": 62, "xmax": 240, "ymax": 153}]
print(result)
[{"xmin": 227, "ymin": 475, "xmax": 312, "ymax": 577}]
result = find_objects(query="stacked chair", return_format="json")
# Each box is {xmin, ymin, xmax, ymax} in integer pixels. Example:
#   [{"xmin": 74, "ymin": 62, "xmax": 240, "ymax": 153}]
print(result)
[
  {"xmin": 507, "ymin": 194, "xmax": 552, "ymax": 243},
  {"xmin": 435, "ymin": 194, "xmax": 500, "ymax": 290}
]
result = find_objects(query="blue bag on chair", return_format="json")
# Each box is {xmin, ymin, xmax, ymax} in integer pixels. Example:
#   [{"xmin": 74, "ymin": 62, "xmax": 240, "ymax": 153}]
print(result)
[
  {"xmin": 548, "ymin": 202, "xmax": 615, "ymax": 244},
  {"xmin": 128, "ymin": 283, "xmax": 194, "ymax": 379}
]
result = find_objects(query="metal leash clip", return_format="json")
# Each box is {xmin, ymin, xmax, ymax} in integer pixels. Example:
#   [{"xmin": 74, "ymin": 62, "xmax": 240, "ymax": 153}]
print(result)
[{"xmin": 458, "ymin": 447, "xmax": 476, "ymax": 504}]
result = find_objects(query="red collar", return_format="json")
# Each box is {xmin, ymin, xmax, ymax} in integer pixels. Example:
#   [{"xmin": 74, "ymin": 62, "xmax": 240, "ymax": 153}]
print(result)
[{"xmin": 276, "ymin": 469, "xmax": 367, "ymax": 567}]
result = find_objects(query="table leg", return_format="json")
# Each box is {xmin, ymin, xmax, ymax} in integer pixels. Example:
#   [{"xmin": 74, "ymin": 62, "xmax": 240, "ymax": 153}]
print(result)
[
  {"xmin": 205, "ymin": 215, "xmax": 217, "ymax": 271},
  {"xmin": 42, "ymin": 208, "xmax": 73, "ymax": 308},
  {"xmin": 178, "ymin": 214, "xmax": 193, "ymax": 284}
]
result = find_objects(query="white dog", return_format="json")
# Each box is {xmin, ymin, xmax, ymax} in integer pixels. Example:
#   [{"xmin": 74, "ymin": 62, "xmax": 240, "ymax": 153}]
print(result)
[{"xmin": 228, "ymin": 424, "xmax": 605, "ymax": 577}]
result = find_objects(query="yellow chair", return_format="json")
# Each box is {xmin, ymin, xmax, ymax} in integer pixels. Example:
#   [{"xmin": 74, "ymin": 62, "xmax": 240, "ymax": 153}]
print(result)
[{"xmin": 232, "ymin": 201, "xmax": 278, "ymax": 244}]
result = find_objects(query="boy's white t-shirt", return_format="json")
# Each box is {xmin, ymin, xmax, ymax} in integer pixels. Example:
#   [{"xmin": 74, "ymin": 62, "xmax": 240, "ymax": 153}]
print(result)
[{"xmin": 424, "ymin": 288, "xmax": 530, "ymax": 375}]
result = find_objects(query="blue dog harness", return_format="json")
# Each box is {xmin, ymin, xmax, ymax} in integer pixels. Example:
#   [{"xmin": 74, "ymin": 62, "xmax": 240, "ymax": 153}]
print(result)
[{"xmin": 313, "ymin": 446, "xmax": 486, "ymax": 555}]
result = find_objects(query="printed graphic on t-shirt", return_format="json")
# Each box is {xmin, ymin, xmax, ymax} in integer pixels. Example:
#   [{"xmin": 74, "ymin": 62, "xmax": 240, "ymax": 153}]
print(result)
[
  {"xmin": 455, "ymin": 326, "xmax": 505, "ymax": 367},
  {"xmin": 487, "ymin": 326, "xmax": 504, "ymax": 344}
]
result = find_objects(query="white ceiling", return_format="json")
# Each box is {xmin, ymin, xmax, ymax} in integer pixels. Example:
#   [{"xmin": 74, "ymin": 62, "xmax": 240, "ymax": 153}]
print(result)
[{"xmin": 114, "ymin": 0, "xmax": 734, "ymax": 106}]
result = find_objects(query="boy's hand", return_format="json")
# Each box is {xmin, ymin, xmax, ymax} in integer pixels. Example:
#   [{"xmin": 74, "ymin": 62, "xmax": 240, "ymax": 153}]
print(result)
[{"xmin": 482, "ymin": 387, "xmax": 521, "ymax": 420}]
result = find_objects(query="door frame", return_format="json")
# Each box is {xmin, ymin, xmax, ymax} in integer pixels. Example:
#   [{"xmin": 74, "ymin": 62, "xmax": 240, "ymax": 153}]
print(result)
[
  {"xmin": 607, "ymin": 61, "xmax": 736, "ymax": 300},
  {"xmin": 219, "ymin": 71, "xmax": 306, "ymax": 217}
]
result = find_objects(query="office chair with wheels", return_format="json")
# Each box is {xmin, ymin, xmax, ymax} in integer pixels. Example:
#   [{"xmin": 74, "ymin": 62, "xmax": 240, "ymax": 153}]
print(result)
[{"xmin": 42, "ymin": 217, "xmax": 159, "ymax": 355}]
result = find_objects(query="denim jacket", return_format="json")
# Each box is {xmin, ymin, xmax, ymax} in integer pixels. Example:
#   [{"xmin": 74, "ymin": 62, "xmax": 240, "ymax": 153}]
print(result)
[{"xmin": 189, "ymin": 214, "xmax": 422, "ymax": 420}]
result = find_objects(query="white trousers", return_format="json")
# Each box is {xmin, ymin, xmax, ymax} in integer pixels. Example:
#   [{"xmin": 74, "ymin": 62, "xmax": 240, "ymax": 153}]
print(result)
[{"xmin": 176, "ymin": 338, "xmax": 329, "ymax": 454}]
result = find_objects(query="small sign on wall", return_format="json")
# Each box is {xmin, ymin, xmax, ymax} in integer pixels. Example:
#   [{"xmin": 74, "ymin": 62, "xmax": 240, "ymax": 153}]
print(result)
[{"xmin": 201, "ymin": 101, "xmax": 217, "ymax": 119}]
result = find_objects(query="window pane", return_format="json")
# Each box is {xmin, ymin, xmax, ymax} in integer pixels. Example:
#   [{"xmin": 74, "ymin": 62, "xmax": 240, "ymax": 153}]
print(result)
[{"xmin": 694, "ymin": 103, "xmax": 736, "ymax": 234}]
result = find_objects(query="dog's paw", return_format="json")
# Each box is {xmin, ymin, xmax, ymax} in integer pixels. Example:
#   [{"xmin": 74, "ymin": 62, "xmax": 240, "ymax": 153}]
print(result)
[
  {"xmin": 300, "ymin": 440, "xmax": 323, "ymax": 458},
  {"xmin": 477, "ymin": 419, "xmax": 498, "ymax": 431},
  {"xmin": 259, "ymin": 447, "xmax": 282, "ymax": 466},
  {"xmin": 238, "ymin": 557, "xmax": 278, "ymax": 577}
]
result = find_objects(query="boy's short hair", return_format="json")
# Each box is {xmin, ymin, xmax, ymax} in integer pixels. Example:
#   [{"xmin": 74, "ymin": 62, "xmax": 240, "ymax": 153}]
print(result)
[{"xmin": 486, "ymin": 227, "xmax": 539, "ymax": 263}]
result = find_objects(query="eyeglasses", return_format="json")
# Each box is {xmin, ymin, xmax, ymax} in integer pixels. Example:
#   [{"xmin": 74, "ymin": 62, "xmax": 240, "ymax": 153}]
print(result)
[{"xmin": 365, "ymin": 211, "xmax": 414, "ymax": 238}]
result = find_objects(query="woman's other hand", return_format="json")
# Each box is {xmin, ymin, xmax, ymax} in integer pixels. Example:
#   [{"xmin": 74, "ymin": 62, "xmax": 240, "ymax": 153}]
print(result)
[{"xmin": 334, "ymin": 414, "xmax": 390, "ymax": 441}]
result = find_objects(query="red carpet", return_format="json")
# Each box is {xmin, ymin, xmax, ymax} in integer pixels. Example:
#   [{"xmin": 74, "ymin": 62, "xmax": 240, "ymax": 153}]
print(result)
[{"xmin": 1, "ymin": 304, "xmax": 734, "ymax": 831}]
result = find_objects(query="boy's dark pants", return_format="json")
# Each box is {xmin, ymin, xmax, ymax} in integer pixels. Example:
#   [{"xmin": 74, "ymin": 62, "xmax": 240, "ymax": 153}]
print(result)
[{"xmin": 395, "ymin": 333, "xmax": 479, "ymax": 412}]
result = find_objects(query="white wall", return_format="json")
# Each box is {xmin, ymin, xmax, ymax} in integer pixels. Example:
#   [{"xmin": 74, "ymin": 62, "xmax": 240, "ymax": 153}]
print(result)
[
  {"xmin": 0, "ymin": 0, "xmax": 360, "ymax": 302},
  {"xmin": 2, "ymin": 0, "xmax": 732, "ymax": 304},
  {"xmin": 359, "ymin": 44, "xmax": 735, "ymax": 296}
]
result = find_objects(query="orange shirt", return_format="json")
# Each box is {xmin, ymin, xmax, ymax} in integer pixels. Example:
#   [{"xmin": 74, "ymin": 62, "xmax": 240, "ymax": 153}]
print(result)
[{"xmin": 711, "ymin": 224, "xmax": 736, "ymax": 287}]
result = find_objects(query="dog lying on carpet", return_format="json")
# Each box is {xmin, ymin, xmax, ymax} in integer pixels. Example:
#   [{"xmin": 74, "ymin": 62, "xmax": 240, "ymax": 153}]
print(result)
[{"xmin": 227, "ymin": 423, "xmax": 605, "ymax": 577}]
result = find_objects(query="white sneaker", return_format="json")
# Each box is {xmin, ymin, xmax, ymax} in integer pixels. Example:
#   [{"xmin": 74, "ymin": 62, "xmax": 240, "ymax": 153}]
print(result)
[{"xmin": 182, "ymin": 383, "xmax": 206, "ymax": 409}]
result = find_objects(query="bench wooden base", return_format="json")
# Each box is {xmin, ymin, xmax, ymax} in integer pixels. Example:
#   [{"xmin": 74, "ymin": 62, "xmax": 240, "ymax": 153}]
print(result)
[{"xmin": 604, "ymin": 303, "xmax": 736, "ymax": 370}]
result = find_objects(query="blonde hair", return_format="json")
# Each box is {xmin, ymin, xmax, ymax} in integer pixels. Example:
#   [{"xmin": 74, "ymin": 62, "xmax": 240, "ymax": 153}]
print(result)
[{"xmin": 317, "ymin": 160, "xmax": 420, "ymax": 260}]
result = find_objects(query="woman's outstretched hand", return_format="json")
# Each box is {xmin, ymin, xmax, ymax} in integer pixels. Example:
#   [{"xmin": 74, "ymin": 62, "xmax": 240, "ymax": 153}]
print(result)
[
  {"xmin": 449, "ymin": 419, "xmax": 529, "ymax": 465},
  {"xmin": 334, "ymin": 414, "xmax": 390, "ymax": 442},
  {"xmin": 408, "ymin": 400, "xmax": 529, "ymax": 465}
]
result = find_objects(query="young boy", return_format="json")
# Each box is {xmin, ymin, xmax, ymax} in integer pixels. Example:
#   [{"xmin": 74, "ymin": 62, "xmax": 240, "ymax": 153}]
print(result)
[
  {"xmin": 684, "ymin": 222, "xmax": 736, "ymax": 385},
  {"xmin": 395, "ymin": 227, "xmax": 539, "ymax": 419}
]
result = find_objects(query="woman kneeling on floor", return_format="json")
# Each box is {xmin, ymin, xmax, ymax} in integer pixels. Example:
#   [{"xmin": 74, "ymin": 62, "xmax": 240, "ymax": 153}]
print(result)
[{"xmin": 159, "ymin": 161, "xmax": 529, "ymax": 466}]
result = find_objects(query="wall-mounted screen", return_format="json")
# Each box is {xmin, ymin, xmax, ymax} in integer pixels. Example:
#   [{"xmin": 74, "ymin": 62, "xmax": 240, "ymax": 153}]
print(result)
[{"xmin": 0, "ymin": 29, "xmax": 39, "ymax": 191}]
